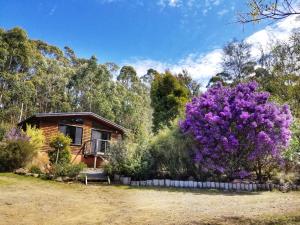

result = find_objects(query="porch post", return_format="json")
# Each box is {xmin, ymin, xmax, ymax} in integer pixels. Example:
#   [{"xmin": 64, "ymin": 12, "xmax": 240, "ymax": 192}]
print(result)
[{"xmin": 93, "ymin": 156, "xmax": 97, "ymax": 169}]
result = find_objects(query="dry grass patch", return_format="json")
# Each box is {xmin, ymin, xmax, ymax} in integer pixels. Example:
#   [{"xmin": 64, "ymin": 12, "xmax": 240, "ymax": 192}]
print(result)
[{"xmin": 0, "ymin": 173, "xmax": 299, "ymax": 225}]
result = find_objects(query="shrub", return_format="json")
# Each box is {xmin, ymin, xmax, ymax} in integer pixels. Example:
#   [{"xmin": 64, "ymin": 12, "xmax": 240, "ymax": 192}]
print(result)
[
  {"xmin": 0, "ymin": 122, "xmax": 13, "ymax": 142},
  {"xmin": 25, "ymin": 124, "xmax": 45, "ymax": 152},
  {"xmin": 105, "ymin": 140, "xmax": 128, "ymax": 176},
  {"xmin": 0, "ymin": 127, "xmax": 5, "ymax": 142},
  {"xmin": 106, "ymin": 122, "xmax": 197, "ymax": 180},
  {"xmin": 50, "ymin": 163, "xmax": 86, "ymax": 178},
  {"xmin": 0, "ymin": 139, "xmax": 36, "ymax": 172},
  {"xmin": 149, "ymin": 122, "xmax": 196, "ymax": 179},
  {"xmin": 0, "ymin": 128, "xmax": 36, "ymax": 172},
  {"xmin": 180, "ymin": 82, "xmax": 293, "ymax": 182},
  {"xmin": 284, "ymin": 119, "xmax": 300, "ymax": 163},
  {"xmin": 5, "ymin": 127, "xmax": 30, "ymax": 142},
  {"xmin": 28, "ymin": 152, "xmax": 50, "ymax": 173},
  {"xmin": 65, "ymin": 163, "xmax": 86, "ymax": 178},
  {"xmin": 48, "ymin": 133, "xmax": 71, "ymax": 165},
  {"xmin": 29, "ymin": 165, "xmax": 43, "ymax": 174},
  {"xmin": 105, "ymin": 139, "xmax": 153, "ymax": 180}
]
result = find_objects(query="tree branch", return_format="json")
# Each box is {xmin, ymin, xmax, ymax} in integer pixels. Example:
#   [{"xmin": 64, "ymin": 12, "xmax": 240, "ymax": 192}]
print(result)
[{"xmin": 237, "ymin": 0, "xmax": 300, "ymax": 24}]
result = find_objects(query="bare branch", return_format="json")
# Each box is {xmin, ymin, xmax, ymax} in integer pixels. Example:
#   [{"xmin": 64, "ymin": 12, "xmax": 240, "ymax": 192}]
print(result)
[{"xmin": 237, "ymin": 0, "xmax": 300, "ymax": 24}]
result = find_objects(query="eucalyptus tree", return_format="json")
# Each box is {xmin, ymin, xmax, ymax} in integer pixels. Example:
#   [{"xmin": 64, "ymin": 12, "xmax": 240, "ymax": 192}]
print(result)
[
  {"xmin": 220, "ymin": 39, "xmax": 256, "ymax": 82},
  {"xmin": 150, "ymin": 71, "xmax": 189, "ymax": 133}
]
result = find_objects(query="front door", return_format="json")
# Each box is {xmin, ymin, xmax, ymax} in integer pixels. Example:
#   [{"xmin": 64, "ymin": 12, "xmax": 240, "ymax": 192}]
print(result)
[{"xmin": 91, "ymin": 129, "xmax": 101, "ymax": 154}]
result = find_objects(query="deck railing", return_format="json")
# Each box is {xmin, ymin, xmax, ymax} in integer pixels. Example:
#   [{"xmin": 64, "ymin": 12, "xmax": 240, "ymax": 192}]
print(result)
[{"xmin": 83, "ymin": 139, "xmax": 110, "ymax": 156}]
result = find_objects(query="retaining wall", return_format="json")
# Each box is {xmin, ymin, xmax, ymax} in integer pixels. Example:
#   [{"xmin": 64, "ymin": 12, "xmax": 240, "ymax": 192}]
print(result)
[{"xmin": 117, "ymin": 177, "xmax": 300, "ymax": 192}]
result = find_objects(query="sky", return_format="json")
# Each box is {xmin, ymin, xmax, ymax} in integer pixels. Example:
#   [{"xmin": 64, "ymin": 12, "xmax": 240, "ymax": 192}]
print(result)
[{"xmin": 0, "ymin": 0, "xmax": 300, "ymax": 85}]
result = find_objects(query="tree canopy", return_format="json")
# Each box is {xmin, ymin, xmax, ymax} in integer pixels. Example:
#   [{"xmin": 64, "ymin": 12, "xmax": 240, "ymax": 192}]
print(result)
[
  {"xmin": 180, "ymin": 82, "xmax": 292, "ymax": 181},
  {"xmin": 150, "ymin": 71, "xmax": 190, "ymax": 133}
]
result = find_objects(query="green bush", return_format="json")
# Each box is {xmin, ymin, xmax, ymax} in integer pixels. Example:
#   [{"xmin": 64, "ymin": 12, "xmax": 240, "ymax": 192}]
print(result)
[
  {"xmin": 48, "ymin": 133, "xmax": 71, "ymax": 165},
  {"xmin": 25, "ymin": 124, "xmax": 45, "ymax": 152},
  {"xmin": 48, "ymin": 149, "xmax": 71, "ymax": 165},
  {"xmin": 284, "ymin": 119, "xmax": 300, "ymax": 163},
  {"xmin": 0, "ymin": 128, "xmax": 5, "ymax": 142},
  {"xmin": 50, "ymin": 163, "xmax": 86, "ymax": 178},
  {"xmin": 105, "ymin": 140, "xmax": 128, "ymax": 175},
  {"xmin": 0, "ymin": 140, "xmax": 36, "ymax": 172},
  {"xmin": 29, "ymin": 165, "xmax": 43, "ymax": 174},
  {"xmin": 0, "ymin": 122, "xmax": 13, "ymax": 142},
  {"xmin": 105, "ymin": 139, "xmax": 153, "ymax": 180},
  {"xmin": 105, "ymin": 121, "xmax": 197, "ymax": 180},
  {"xmin": 148, "ymin": 123, "xmax": 197, "ymax": 179}
]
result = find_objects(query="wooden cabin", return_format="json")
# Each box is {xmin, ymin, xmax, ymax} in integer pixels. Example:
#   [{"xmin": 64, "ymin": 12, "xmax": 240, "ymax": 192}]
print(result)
[{"xmin": 18, "ymin": 112, "xmax": 126, "ymax": 168}]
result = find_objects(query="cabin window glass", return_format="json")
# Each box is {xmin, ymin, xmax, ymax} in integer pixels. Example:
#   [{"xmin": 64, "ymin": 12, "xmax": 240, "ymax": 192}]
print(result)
[
  {"xmin": 101, "ymin": 132, "xmax": 111, "ymax": 140},
  {"xmin": 59, "ymin": 125, "xmax": 83, "ymax": 145}
]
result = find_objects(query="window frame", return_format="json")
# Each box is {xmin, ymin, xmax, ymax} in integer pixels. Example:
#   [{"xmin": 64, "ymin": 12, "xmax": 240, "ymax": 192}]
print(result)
[{"xmin": 58, "ymin": 123, "xmax": 83, "ymax": 146}]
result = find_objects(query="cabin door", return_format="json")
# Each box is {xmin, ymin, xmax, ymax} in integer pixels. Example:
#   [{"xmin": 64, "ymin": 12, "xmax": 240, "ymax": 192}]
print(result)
[{"xmin": 91, "ymin": 129, "xmax": 101, "ymax": 154}]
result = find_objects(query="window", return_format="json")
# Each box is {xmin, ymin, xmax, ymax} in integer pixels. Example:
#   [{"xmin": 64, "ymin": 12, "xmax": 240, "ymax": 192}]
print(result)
[
  {"xmin": 59, "ymin": 124, "xmax": 83, "ymax": 145},
  {"xmin": 91, "ymin": 130, "xmax": 111, "ymax": 154},
  {"xmin": 101, "ymin": 132, "xmax": 111, "ymax": 141}
]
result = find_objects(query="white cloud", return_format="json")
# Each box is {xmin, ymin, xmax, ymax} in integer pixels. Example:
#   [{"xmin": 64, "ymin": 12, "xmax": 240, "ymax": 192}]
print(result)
[
  {"xmin": 217, "ymin": 9, "xmax": 229, "ymax": 16},
  {"xmin": 158, "ymin": 0, "xmax": 181, "ymax": 8},
  {"xmin": 49, "ymin": 5, "xmax": 57, "ymax": 16},
  {"xmin": 246, "ymin": 15, "xmax": 300, "ymax": 57},
  {"xmin": 97, "ymin": 0, "xmax": 122, "ymax": 3},
  {"xmin": 125, "ymin": 49, "xmax": 223, "ymax": 85},
  {"xmin": 125, "ymin": 15, "xmax": 300, "ymax": 87}
]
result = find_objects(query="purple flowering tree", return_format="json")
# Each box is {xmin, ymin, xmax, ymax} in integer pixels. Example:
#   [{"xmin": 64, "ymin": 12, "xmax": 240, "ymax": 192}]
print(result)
[
  {"xmin": 5, "ymin": 128, "xmax": 30, "ymax": 141},
  {"xmin": 180, "ymin": 82, "xmax": 292, "ymax": 181}
]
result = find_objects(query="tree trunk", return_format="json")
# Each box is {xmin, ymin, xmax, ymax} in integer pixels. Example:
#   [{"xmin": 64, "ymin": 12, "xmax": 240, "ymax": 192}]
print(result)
[
  {"xmin": 55, "ymin": 149, "xmax": 60, "ymax": 164},
  {"xmin": 18, "ymin": 102, "xmax": 24, "ymax": 122}
]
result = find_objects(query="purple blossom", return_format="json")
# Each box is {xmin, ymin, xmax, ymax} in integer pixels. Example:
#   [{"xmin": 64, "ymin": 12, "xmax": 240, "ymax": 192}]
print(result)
[
  {"xmin": 240, "ymin": 111, "xmax": 250, "ymax": 120},
  {"xmin": 180, "ymin": 81, "xmax": 292, "ymax": 179}
]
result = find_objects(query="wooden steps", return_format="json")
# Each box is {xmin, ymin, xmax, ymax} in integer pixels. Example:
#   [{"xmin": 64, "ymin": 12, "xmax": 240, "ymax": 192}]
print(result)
[{"xmin": 80, "ymin": 168, "xmax": 110, "ymax": 185}]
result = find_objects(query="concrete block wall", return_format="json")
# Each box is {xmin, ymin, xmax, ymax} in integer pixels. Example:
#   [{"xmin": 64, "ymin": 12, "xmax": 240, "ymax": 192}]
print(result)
[{"xmin": 121, "ymin": 178, "xmax": 300, "ymax": 192}]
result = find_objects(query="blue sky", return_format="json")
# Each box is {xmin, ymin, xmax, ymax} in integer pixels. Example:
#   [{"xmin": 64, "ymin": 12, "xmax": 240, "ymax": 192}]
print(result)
[{"xmin": 0, "ymin": 0, "xmax": 299, "ymax": 84}]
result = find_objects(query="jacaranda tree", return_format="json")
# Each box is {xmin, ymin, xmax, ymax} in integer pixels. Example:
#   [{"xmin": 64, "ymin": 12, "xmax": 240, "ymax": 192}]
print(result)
[{"xmin": 180, "ymin": 82, "xmax": 292, "ymax": 181}]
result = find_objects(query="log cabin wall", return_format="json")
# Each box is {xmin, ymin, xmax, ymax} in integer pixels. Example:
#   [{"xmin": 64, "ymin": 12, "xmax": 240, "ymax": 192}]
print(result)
[{"xmin": 34, "ymin": 115, "xmax": 123, "ymax": 167}]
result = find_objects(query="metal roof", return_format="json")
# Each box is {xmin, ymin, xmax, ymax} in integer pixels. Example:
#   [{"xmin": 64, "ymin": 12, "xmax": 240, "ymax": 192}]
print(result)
[{"xmin": 18, "ymin": 112, "xmax": 127, "ymax": 133}]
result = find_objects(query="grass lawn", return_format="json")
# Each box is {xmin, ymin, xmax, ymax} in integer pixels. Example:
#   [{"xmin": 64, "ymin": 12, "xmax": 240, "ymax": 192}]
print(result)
[{"xmin": 0, "ymin": 173, "xmax": 300, "ymax": 225}]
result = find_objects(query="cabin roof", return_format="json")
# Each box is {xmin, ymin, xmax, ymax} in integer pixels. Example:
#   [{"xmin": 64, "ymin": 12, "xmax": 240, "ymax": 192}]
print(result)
[{"xmin": 18, "ymin": 112, "xmax": 127, "ymax": 133}]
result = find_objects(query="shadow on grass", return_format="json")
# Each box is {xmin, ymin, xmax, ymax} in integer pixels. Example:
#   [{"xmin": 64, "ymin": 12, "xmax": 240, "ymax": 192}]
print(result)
[
  {"xmin": 116, "ymin": 184, "xmax": 263, "ymax": 196},
  {"xmin": 188, "ymin": 215, "xmax": 300, "ymax": 225}
]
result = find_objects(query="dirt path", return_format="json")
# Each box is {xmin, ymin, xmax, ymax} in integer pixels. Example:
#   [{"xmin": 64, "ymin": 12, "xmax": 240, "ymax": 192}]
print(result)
[{"xmin": 0, "ymin": 174, "xmax": 299, "ymax": 225}]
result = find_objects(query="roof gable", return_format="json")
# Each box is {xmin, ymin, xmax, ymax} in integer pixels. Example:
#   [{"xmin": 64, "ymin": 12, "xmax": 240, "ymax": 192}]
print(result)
[{"xmin": 18, "ymin": 112, "xmax": 127, "ymax": 133}]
